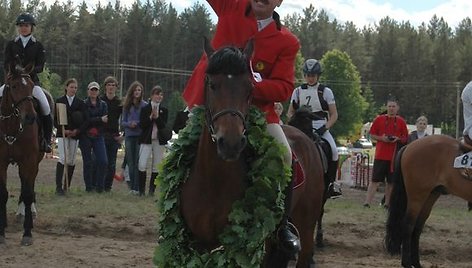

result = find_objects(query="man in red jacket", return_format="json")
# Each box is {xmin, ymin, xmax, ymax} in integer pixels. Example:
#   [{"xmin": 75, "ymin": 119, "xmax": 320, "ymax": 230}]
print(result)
[{"xmin": 183, "ymin": 0, "xmax": 301, "ymax": 256}]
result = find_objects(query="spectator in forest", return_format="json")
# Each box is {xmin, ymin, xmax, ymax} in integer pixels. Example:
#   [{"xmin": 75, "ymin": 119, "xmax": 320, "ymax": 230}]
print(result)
[
  {"xmin": 138, "ymin": 86, "xmax": 169, "ymax": 196},
  {"xmin": 79, "ymin": 82, "xmax": 108, "ymax": 192},
  {"xmin": 54, "ymin": 78, "xmax": 87, "ymax": 195},
  {"xmin": 363, "ymin": 97, "xmax": 408, "ymax": 208},
  {"xmin": 0, "ymin": 13, "xmax": 53, "ymax": 153},
  {"xmin": 121, "ymin": 81, "xmax": 147, "ymax": 195},
  {"xmin": 408, "ymin": 115, "xmax": 428, "ymax": 144},
  {"xmin": 100, "ymin": 76, "xmax": 123, "ymax": 192}
]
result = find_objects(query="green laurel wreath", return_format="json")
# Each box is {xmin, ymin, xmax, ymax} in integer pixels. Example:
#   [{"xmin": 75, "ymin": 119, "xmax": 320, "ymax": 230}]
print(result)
[{"xmin": 153, "ymin": 106, "xmax": 291, "ymax": 267}]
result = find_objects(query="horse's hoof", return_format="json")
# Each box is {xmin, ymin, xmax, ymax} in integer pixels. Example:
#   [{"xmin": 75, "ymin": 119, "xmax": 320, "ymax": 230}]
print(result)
[
  {"xmin": 0, "ymin": 236, "xmax": 5, "ymax": 244},
  {"xmin": 316, "ymin": 240, "xmax": 325, "ymax": 248},
  {"xmin": 21, "ymin": 236, "xmax": 33, "ymax": 246}
]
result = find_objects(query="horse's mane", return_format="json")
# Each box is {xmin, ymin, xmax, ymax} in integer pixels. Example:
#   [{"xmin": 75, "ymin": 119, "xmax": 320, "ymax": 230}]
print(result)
[{"xmin": 206, "ymin": 46, "xmax": 249, "ymax": 75}]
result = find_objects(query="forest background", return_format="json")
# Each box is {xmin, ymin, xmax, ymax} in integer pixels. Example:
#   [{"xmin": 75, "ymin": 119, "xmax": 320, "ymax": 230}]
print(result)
[{"xmin": 0, "ymin": 0, "xmax": 471, "ymax": 139}]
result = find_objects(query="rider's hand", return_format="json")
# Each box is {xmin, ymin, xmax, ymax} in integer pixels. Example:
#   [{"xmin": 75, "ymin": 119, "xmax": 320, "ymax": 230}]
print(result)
[{"xmin": 316, "ymin": 125, "xmax": 327, "ymax": 136}]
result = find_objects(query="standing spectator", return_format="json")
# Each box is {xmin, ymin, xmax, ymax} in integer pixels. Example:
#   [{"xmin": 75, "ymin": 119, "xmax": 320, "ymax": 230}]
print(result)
[
  {"xmin": 181, "ymin": 0, "xmax": 301, "ymax": 255},
  {"xmin": 54, "ymin": 78, "xmax": 87, "ymax": 195},
  {"xmin": 138, "ymin": 86, "xmax": 169, "ymax": 196},
  {"xmin": 100, "ymin": 76, "xmax": 123, "ymax": 192},
  {"xmin": 287, "ymin": 59, "xmax": 341, "ymax": 198},
  {"xmin": 172, "ymin": 107, "xmax": 189, "ymax": 134},
  {"xmin": 408, "ymin": 116, "xmax": 429, "ymax": 144},
  {"xmin": 274, "ymin": 102, "xmax": 284, "ymax": 124},
  {"xmin": 79, "ymin": 82, "xmax": 108, "ymax": 192},
  {"xmin": 363, "ymin": 98, "xmax": 408, "ymax": 208},
  {"xmin": 0, "ymin": 13, "xmax": 53, "ymax": 153},
  {"xmin": 121, "ymin": 81, "xmax": 147, "ymax": 195}
]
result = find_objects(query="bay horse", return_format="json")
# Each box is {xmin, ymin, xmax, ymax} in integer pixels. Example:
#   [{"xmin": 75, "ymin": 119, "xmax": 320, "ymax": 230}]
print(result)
[
  {"xmin": 286, "ymin": 106, "xmax": 334, "ymax": 248},
  {"xmin": 385, "ymin": 135, "xmax": 472, "ymax": 267},
  {"xmin": 0, "ymin": 63, "xmax": 45, "ymax": 246},
  {"xmin": 179, "ymin": 40, "xmax": 324, "ymax": 267}
]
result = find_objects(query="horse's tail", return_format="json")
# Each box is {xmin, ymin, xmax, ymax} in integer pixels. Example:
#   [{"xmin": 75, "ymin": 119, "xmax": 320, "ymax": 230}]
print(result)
[{"xmin": 385, "ymin": 145, "xmax": 407, "ymax": 255}]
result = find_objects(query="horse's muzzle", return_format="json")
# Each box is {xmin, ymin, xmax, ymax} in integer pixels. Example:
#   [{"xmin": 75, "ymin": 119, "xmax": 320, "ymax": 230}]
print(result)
[{"xmin": 216, "ymin": 135, "xmax": 247, "ymax": 161}]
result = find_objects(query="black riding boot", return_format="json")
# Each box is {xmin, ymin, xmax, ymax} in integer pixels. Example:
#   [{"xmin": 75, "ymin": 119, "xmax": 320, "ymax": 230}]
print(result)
[
  {"xmin": 277, "ymin": 172, "xmax": 301, "ymax": 257},
  {"xmin": 55, "ymin": 163, "xmax": 65, "ymax": 195},
  {"xmin": 138, "ymin": 171, "xmax": 146, "ymax": 196},
  {"xmin": 40, "ymin": 114, "xmax": 53, "ymax": 153},
  {"xmin": 67, "ymin": 165, "xmax": 75, "ymax": 188},
  {"xmin": 326, "ymin": 160, "xmax": 342, "ymax": 198},
  {"xmin": 149, "ymin": 172, "xmax": 158, "ymax": 196}
]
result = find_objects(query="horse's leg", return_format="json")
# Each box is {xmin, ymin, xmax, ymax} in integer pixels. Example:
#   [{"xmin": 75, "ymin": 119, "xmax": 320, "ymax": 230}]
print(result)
[
  {"xmin": 296, "ymin": 219, "xmax": 317, "ymax": 268},
  {"xmin": 315, "ymin": 198, "xmax": 327, "ymax": 248},
  {"xmin": 409, "ymin": 192, "xmax": 439, "ymax": 268},
  {"xmin": 0, "ymin": 166, "xmax": 8, "ymax": 244},
  {"xmin": 401, "ymin": 192, "xmax": 430, "ymax": 268},
  {"xmin": 18, "ymin": 163, "xmax": 37, "ymax": 246}
]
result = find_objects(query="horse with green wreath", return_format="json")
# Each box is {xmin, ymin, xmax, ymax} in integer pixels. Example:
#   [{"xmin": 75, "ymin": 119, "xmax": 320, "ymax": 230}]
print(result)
[{"xmin": 154, "ymin": 39, "xmax": 325, "ymax": 268}]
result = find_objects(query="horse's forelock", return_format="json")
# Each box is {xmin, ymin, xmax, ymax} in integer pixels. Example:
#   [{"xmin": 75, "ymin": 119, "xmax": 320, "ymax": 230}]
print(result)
[{"xmin": 206, "ymin": 46, "xmax": 248, "ymax": 76}]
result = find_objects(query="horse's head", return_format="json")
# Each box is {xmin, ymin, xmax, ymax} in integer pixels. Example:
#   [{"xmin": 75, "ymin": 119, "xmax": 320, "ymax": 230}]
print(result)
[
  {"xmin": 5, "ymin": 62, "xmax": 35, "ymax": 102},
  {"xmin": 2, "ymin": 62, "xmax": 36, "ymax": 119},
  {"xmin": 204, "ymin": 37, "xmax": 254, "ymax": 161},
  {"xmin": 287, "ymin": 104, "xmax": 323, "ymax": 140}
]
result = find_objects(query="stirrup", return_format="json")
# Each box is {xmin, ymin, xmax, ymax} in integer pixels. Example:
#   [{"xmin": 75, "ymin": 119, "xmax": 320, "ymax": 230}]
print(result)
[{"xmin": 277, "ymin": 221, "xmax": 301, "ymax": 256}]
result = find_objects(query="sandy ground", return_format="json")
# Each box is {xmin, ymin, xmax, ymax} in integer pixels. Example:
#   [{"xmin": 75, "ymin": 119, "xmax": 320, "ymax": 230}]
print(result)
[{"xmin": 1, "ymin": 156, "xmax": 472, "ymax": 268}]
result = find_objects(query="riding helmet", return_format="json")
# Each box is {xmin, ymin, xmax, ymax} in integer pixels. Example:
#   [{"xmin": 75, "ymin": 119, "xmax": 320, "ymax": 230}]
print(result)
[
  {"xmin": 16, "ymin": 13, "xmax": 36, "ymax": 26},
  {"xmin": 302, "ymin": 59, "xmax": 322, "ymax": 75}
]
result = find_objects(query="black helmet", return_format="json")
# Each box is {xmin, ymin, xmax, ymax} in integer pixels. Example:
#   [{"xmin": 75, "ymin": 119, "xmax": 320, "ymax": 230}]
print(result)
[
  {"xmin": 303, "ymin": 59, "xmax": 322, "ymax": 75},
  {"xmin": 16, "ymin": 13, "xmax": 36, "ymax": 26}
]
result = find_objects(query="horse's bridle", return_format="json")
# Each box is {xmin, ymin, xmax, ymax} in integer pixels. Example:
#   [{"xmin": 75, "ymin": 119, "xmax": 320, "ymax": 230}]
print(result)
[
  {"xmin": 204, "ymin": 75, "xmax": 252, "ymax": 142},
  {"xmin": 0, "ymin": 75, "xmax": 35, "ymax": 145}
]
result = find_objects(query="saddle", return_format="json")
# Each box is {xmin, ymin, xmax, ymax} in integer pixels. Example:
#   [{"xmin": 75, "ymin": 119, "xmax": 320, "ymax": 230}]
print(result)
[
  {"xmin": 455, "ymin": 135, "xmax": 472, "ymax": 179},
  {"xmin": 460, "ymin": 135, "xmax": 472, "ymax": 152}
]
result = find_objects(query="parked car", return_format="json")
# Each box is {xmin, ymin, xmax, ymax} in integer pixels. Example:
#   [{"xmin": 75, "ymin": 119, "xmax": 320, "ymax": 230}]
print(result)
[
  {"xmin": 353, "ymin": 138, "xmax": 373, "ymax": 149},
  {"xmin": 337, "ymin": 146, "xmax": 351, "ymax": 155}
]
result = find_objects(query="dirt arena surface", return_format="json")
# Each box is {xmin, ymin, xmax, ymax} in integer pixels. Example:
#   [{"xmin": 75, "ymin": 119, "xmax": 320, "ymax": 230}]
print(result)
[{"xmin": 1, "ymin": 155, "xmax": 472, "ymax": 267}]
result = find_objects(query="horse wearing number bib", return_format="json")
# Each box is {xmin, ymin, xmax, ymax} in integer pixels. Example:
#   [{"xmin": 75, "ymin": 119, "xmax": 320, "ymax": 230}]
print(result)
[{"xmin": 386, "ymin": 134, "xmax": 472, "ymax": 267}]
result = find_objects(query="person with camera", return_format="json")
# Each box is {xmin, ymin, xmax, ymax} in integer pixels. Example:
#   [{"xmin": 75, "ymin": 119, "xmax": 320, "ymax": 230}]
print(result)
[{"xmin": 363, "ymin": 97, "xmax": 408, "ymax": 208}]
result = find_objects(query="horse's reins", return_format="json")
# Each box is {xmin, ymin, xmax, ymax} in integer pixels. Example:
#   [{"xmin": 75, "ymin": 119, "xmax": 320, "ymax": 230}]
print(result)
[{"xmin": 0, "ymin": 75, "xmax": 35, "ymax": 145}]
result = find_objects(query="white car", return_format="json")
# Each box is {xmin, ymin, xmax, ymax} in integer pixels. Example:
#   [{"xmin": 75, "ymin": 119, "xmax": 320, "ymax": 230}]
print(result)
[
  {"xmin": 354, "ymin": 138, "xmax": 373, "ymax": 149},
  {"xmin": 337, "ymin": 146, "xmax": 351, "ymax": 155}
]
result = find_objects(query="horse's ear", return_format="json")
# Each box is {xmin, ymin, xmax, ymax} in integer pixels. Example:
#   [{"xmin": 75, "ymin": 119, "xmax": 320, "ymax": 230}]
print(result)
[
  {"xmin": 24, "ymin": 63, "xmax": 35, "ymax": 74},
  {"xmin": 291, "ymin": 100, "xmax": 299, "ymax": 110},
  {"xmin": 243, "ymin": 39, "xmax": 254, "ymax": 61},
  {"xmin": 203, "ymin": 36, "xmax": 214, "ymax": 58}
]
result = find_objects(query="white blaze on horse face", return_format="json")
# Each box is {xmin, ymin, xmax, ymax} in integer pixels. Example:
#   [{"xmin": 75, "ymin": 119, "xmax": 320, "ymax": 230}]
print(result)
[
  {"xmin": 227, "ymin": 74, "xmax": 233, "ymax": 79},
  {"xmin": 22, "ymin": 77, "xmax": 27, "ymax": 85}
]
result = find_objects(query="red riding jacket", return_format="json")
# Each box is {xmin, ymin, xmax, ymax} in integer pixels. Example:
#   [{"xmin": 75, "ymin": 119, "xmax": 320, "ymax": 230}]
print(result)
[{"xmin": 182, "ymin": 0, "xmax": 300, "ymax": 124}]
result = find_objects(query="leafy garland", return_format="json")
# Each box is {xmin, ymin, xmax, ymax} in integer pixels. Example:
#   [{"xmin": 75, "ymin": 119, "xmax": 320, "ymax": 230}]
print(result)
[{"xmin": 154, "ymin": 106, "xmax": 291, "ymax": 267}]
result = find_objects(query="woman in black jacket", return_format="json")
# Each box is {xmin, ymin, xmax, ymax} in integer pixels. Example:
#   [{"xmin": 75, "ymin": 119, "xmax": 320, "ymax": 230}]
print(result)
[
  {"xmin": 54, "ymin": 78, "xmax": 87, "ymax": 195},
  {"xmin": 138, "ymin": 86, "xmax": 169, "ymax": 196}
]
